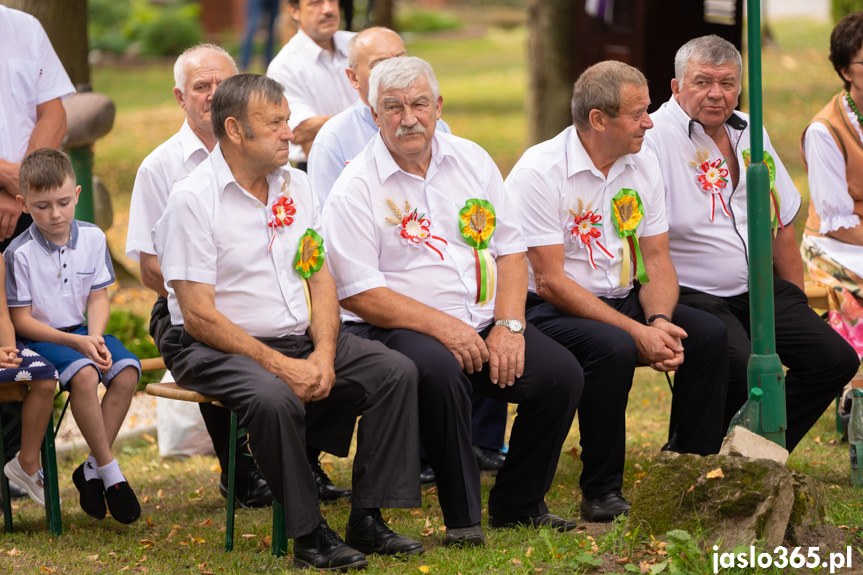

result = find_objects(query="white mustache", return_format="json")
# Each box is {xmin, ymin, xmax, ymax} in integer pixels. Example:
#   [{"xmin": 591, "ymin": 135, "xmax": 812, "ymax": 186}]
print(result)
[{"xmin": 396, "ymin": 124, "xmax": 425, "ymax": 137}]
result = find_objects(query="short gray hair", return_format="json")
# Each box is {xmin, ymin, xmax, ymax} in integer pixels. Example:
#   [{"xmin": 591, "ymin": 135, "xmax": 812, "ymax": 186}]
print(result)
[
  {"xmin": 571, "ymin": 60, "xmax": 647, "ymax": 128},
  {"xmin": 347, "ymin": 26, "xmax": 401, "ymax": 69},
  {"xmin": 173, "ymin": 43, "xmax": 238, "ymax": 93},
  {"xmin": 674, "ymin": 35, "xmax": 742, "ymax": 88},
  {"xmin": 368, "ymin": 56, "xmax": 440, "ymax": 113},
  {"xmin": 211, "ymin": 74, "xmax": 285, "ymax": 140}
]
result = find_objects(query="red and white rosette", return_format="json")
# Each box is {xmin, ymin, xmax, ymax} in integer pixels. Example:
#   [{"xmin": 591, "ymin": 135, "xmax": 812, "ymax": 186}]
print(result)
[
  {"xmin": 396, "ymin": 208, "xmax": 448, "ymax": 260},
  {"xmin": 695, "ymin": 158, "xmax": 731, "ymax": 222},
  {"xmin": 566, "ymin": 209, "xmax": 614, "ymax": 270}
]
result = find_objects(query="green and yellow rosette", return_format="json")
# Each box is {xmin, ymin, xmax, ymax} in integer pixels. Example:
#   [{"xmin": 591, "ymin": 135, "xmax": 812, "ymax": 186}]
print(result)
[
  {"xmin": 611, "ymin": 188, "xmax": 648, "ymax": 286},
  {"xmin": 458, "ymin": 199, "xmax": 496, "ymax": 306},
  {"xmin": 742, "ymin": 149, "xmax": 784, "ymax": 237},
  {"xmin": 294, "ymin": 228, "xmax": 325, "ymax": 321}
]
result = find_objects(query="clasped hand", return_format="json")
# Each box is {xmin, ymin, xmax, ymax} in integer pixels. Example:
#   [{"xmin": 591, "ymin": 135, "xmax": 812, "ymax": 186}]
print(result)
[
  {"xmin": 274, "ymin": 351, "xmax": 335, "ymax": 403},
  {"xmin": 0, "ymin": 346, "xmax": 22, "ymax": 369},
  {"xmin": 440, "ymin": 319, "xmax": 525, "ymax": 388},
  {"xmin": 73, "ymin": 334, "xmax": 112, "ymax": 373},
  {"xmin": 635, "ymin": 320, "xmax": 686, "ymax": 372}
]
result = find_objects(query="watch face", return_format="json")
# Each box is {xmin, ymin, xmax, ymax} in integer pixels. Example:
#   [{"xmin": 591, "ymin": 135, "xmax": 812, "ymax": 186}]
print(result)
[{"xmin": 511, "ymin": 320, "xmax": 524, "ymax": 333}]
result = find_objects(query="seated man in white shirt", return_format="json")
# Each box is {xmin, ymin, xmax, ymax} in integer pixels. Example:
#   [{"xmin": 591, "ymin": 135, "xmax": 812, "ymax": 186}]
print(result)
[
  {"xmin": 645, "ymin": 35, "xmax": 859, "ymax": 451},
  {"xmin": 266, "ymin": 0, "xmax": 356, "ymax": 167},
  {"xmin": 507, "ymin": 61, "xmax": 729, "ymax": 523},
  {"xmin": 323, "ymin": 57, "xmax": 583, "ymax": 547},
  {"xmin": 154, "ymin": 74, "xmax": 423, "ymax": 571}
]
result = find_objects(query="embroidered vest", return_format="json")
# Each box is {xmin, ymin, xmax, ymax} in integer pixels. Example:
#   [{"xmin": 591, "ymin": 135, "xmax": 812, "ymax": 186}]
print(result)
[{"xmin": 800, "ymin": 91, "xmax": 863, "ymax": 237}]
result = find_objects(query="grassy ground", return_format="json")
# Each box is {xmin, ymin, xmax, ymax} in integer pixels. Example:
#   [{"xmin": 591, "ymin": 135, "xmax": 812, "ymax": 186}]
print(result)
[{"xmin": 5, "ymin": 14, "xmax": 860, "ymax": 575}]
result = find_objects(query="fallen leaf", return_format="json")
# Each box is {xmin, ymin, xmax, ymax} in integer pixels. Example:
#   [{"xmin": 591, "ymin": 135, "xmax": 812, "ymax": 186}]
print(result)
[
  {"xmin": 706, "ymin": 468, "xmax": 724, "ymax": 480},
  {"xmin": 157, "ymin": 489, "xmax": 163, "ymax": 498},
  {"xmin": 616, "ymin": 557, "xmax": 630, "ymax": 564},
  {"xmin": 814, "ymin": 435, "xmax": 822, "ymax": 444},
  {"xmin": 195, "ymin": 486, "xmax": 206, "ymax": 495},
  {"xmin": 119, "ymin": 568, "xmax": 130, "ymax": 572},
  {"xmin": 179, "ymin": 541, "xmax": 189, "ymax": 547},
  {"xmin": 686, "ymin": 485, "xmax": 694, "ymax": 494},
  {"xmin": 566, "ymin": 446, "xmax": 580, "ymax": 461},
  {"xmin": 420, "ymin": 528, "xmax": 434, "ymax": 536},
  {"xmin": 418, "ymin": 567, "xmax": 430, "ymax": 574},
  {"xmin": 192, "ymin": 537, "xmax": 205, "ymax": 545},
  {"xmin": 241, "ymin": 534, "xmax": 256, "ymax": 539},
  {"xmin": 512, "ymin": 558, "xmax": 522, "ymax": 565},
  {"xmin": 634, "ymin": 463, "xmax": 643, "ymax": 471},
  {"xmin": 139, "ymin": 539, "xmax": 155, "ymax": 549},
  {"xmin": 141, "ymin": 433, "xmax": 156, "ymax": 443},
  {"xmin": 526, "ymin": 546, "xmax": 533, "ymax": 557},
  {"xmin": 87, "ymin": 554, "xmax": 99, "ymax": 561},
  {"xmin": 424, "ymin": 517, "xmax": 432, "ymax": 528},
  {"xmin": 7, "ymin": 548, "xmax": 21, "ymax": 557},
  {"xmin": 209, "ymin": 463, "xmax": 221, "ymax": 473},
  {"xmin": 142, "ymin": 496, "xmax": 152, "ymax": 504},
  {"xmin": 198, "ymin": 518, "xmax": 211, "ymax": 527},
  {"xmin": 40, "ymin": 568, "xmax": 55, "ymax": 574}
]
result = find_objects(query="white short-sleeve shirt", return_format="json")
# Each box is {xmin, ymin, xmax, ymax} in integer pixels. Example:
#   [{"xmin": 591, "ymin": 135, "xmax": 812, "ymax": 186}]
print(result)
[
  {"xmin": 125, "ymin": 121, "xmax": 210, "ymax": 262},
  {"xmin": 4, "ymin": 221, "xmax": 115, "ymax": 329},
  {"xmin": 0, "ymin": 5, "xmax": 75, "ymax": 164},
  {"xmin": 308, "ymin": 99, "xmax": 452, "ymax": 206},
  {"xmin": 645, "ymin": 96, "xmax": 801, "ymax": 297},
  {"xmin": 322, "ymin": 131, "xmax": 527, "ymax": 331},
  {"xmin": 154, "ymin": 146, "xmax": 321, "ymax": 338},
  {"xmin": 266, "ymin": 29, "xmax": 356, "ymax": 163},
  {"xmin": 507, "ymin": 126, "xmax": 668, "ymax": 299}
]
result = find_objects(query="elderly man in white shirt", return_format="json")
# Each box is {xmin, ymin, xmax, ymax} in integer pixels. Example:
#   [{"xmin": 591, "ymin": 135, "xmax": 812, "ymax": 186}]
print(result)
[
  {"xmin": 645, "ymin": 35, "xmax": 859, "ymax": 452},
  {"xmin": 154, "ymin": 74, "xmax": 424, "ymax": 571},
  {"xmin": 266, "ymin": 0, "xmax": 356, "ymax": 166},
  {"xmin": 323, "ymin": 57, "xmax": 583, "ymax": 548}
]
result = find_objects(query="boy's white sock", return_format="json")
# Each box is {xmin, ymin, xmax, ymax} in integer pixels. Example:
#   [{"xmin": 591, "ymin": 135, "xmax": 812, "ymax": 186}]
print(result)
[
  {"xmin": 97, "ymin": 459, "xmax": 126, "ymax": 489},
  {"xmin": 83, "ymin": 455, "xmax": 100, "ymax": 481}
]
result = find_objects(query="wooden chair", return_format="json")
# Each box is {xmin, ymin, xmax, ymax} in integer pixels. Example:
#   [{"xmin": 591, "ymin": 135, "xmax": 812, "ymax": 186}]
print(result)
[
  {"xmin": 0, "ymin": 380, "xmax": 64, "ymax": 535},
  {"xmin": 142, "ymin": 357, "xmax": 287, "ymax": 556}
]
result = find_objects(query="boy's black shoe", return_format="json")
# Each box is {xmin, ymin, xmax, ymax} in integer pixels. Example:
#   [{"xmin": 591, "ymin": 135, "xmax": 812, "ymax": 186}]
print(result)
[
  {"xmin": 294, "ymin": 520, "xmax": 368, "ymax": 571},
  {"xmin": 105, "ymin": 481, "xmax": 141, "ymax": 524},
  {"xmin": 72, "ymin": 463, "xmax": 106, "ymax": 519}
]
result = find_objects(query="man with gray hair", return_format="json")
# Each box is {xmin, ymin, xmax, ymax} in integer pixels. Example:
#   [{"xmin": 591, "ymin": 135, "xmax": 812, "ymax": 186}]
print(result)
[
  {"xmin": 323, "ymin": 56, "xmax": 583, "ymax": 546},
  {"xmin": 507, "ymin": 60, "xmax": 728, "ymax": 523},
  {"xmin": 646, "ymin": 35, "xmax": 858, "ymax": 451},
  {"xmin": 154, "ymin": 73, "xmax": 424, "ymax": 570}
]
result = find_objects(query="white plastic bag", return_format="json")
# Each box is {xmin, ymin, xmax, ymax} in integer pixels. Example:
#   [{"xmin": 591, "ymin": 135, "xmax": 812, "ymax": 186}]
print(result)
[{"xmin": 156, "ymin": 370, "xmax": 215, "ymax": 458}]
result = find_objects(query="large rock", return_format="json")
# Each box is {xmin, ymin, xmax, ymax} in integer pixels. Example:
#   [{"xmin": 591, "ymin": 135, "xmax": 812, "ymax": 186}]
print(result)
[
  {"xmin": 720, "ymin": 426, "xmax": 789, "ymax": 465},
  {"xmin": 627, "ymin": 453, "xmax": 794, "ymax": 548},
  {"xmin": 63, "ymin": 92, "xmax": 115, "ymax": 148}
]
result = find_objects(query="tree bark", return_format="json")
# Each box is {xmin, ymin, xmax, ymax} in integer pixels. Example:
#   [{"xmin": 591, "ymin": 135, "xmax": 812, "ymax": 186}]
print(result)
[
  {"xmin": 527, "ymin": 0, "xmax": 576, "ymax": 146},
  {"xmin": 374, "ymin": 0, "xmax": 394, "ymax": 30},
  {"xmin": 0, "ymin": 0, "xmax": 89, "ymax": 89}
]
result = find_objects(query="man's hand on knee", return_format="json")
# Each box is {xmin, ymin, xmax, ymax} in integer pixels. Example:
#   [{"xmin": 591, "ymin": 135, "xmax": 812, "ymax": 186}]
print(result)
[{"xmin": 272, "ymin": 355, "xmax": 325, "ymax": 402}]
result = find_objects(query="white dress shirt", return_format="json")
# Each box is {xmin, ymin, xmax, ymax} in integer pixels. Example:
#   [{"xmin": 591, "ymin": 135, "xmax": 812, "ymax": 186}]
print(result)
[
  {"xmin": 308, "ymin": 99, "xmax": 452, "ymax": 205},
  {"xmin": 125, "ymin": 121, "xmax": 210, "ymax": 262},
  {"xmin": 154, "ymin": 146, "xmax": 322, "ymax": 338},
  {"xmin": 507, "ymin": 126, "xmax": 668, "ymax": 300},
  {"xmin": 322, "ymin": 132, "xmax": 527, "ymax": 331},
  {"xmin": 5, "ymin": 221, "xmax": 115, "ymax": 329},
  {"xmin": 0, "ymin": 5, "xmax": 75, "ymax": 164},
  {"xmin": 266, "ymin": 29, "xmax": 356, "ymax": 163},
  {"xmin": 803, "ymin": 99, "xmax": 863, "ymax": 278},
  {"xmin": 646, "ymin": 96, "xmax": 801, "ymax": 297}
]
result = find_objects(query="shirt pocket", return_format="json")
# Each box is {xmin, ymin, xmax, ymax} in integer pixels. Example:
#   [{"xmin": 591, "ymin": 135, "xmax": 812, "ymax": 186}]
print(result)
[{"xmin": 7, "ymin": 59, "xmax": 38, "ymax": 107}]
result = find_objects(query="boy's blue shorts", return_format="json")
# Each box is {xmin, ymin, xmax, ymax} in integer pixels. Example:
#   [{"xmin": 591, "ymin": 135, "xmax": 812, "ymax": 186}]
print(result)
[{"xmin": 22, "ymin": 326, "xmax": 141, "ymax": 391}]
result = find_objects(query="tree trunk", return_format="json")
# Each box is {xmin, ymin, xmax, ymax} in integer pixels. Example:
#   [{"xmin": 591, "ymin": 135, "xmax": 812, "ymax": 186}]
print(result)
[
  {"xmin": 527, "ymin": 0, "xmax": 576, "ymax": 146},
  {"xmin": 374, "ymin": 0, "xmax": 394, "ymax": 30},
  {"xmin": 0, "ymin": 0, "xmax": 89, "ymax": 89}
]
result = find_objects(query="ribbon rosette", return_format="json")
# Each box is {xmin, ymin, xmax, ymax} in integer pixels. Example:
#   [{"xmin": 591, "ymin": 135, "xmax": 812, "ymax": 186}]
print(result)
[
  {"xmin": 294, "ymin": 229, "xmax": 325, "ymax": 321},
  {"xmin": 398, "ymin": 208, "xmax": 448, "ymax": 260},
  {"xmin": 266, "ymin": 193, "xmax": 297, "ymax": 253},
  {"xmin": 695, "ymin": 157, "xmax": 732, "ymax": 221},
  {"xmin": 742, "ymin": 149, "xmax": 785, "ymax": 237},
  {"xmin": 566, "ymin": 209, "xmax": 614, "ymax": 270},
  {"xmin": 611, "ymin": 189, "xmax": 648, "ymax": 286},
  {"xmin": 458, "ymin": 199, "xmax": 496, "ymax": 306}
]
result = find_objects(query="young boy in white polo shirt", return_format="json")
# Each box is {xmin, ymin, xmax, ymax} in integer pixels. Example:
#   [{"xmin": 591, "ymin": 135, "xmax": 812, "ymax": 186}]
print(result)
[{"xmin": 4, "ymin": 149, "xmax": 141, "ymax": 524}]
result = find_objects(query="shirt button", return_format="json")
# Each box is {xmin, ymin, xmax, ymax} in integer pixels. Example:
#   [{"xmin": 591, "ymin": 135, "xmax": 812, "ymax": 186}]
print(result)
[{"xmin": 64, "ymin": 279, "xmax": 68, "ymax": 283}]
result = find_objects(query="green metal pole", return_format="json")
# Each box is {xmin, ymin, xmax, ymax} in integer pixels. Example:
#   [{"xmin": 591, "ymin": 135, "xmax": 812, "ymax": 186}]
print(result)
[
  {"xmin": 746, "ymin": 0, "xmax": 787, "ymax": 448},
  {"xmin": 67, "ymin": 146, "xmax": 95, "ymax": 224}
]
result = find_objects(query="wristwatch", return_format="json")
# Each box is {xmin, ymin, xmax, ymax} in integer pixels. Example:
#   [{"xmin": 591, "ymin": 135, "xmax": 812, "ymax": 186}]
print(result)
[{"xmin": 495, "ymin": 319, "xmax": 526, "ymax": 334}]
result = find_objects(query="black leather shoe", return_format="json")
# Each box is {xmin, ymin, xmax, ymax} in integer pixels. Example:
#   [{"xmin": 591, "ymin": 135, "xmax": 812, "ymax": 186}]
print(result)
[
  {"xmin": 489, "ymin": 509, "xmax": 577, "ymax": 532},
  {"xmin": 419, "ymin": 462, "xmax": 435, "ymax": 485},
  {"xmin": 580, "ymin": 491, "xmax": 631, "ymax": 523},
  {"xmin": 310, "ymin": 459, "xmax": 352, "ymax": 501},
  {"xmin": 443, "ymin": 524, "xmax": 485, "ymax": 547},
  {"xmin": 345, "ymin": 511, "xmax": 424, "ymax": 556},
  {"xmin": 472, "ymin": 445, "xmax": 506, "ymax": 472},
  {"xmin": 294, "ymin": 520, "xmax": 368, "ymax": 571},
  {"xmin": 219, "ymin": 463, "xmax": 273, "ymax": 509},
  {"xmin": 72, "ymin": 463, "xmax": 106, "ymax": 519}
]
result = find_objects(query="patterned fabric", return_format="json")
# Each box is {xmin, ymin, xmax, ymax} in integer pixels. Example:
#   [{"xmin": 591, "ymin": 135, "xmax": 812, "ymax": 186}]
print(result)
[
  {"xmin": 801, "ymin": 234, "xmax": 863, "ymax": 357},
  {"xmin": 0, "ymin": 343, "xmax": 58, "ymax": 383}
]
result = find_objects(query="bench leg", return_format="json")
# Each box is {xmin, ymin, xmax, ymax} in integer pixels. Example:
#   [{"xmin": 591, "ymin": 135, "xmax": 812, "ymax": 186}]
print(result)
[
  {"xmin": 0, "ymin": 406, "xmax": 12, "ymax": 533},
  {"xmin": 224, "ymin": 410, "xmax": 238, "ymax": 552},
  {"xmin": 41, "ymin": 412, "xmax": 62, "ymax": 536},
  {"xmin": 272, "ymin": 499, "xmax": 287, "ymax": 556}
]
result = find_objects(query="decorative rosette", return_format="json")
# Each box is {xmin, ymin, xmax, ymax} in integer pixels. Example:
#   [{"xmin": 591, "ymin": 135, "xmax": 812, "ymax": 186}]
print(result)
[
  {"xmin": 266, "ymin": 192, "xmax": 297, "ymax": 253},
  {"xmin": 742, "ymin": 149, "xmax": 784, "ymax": 237},
  {"xmin": 294, "ymin": 229, "xmax": 325, "ymax": 320},
  {"xmin": 611, "ymin": 188, "xmax": 648, "ymax": 286},
  {"xmin": 397, "ymin": 208, "xmax": 448, "ymax": 259},
  {"xmin": 694, "ymin": 155, "xmax": 731, "ymax": 221},
  {"xmin": 458, "ymin": 199, "xmax": 496, "ymax": 306},
  {"xmin": 566, "ymin": 208, "xmax": 614, "ymax": 270}
]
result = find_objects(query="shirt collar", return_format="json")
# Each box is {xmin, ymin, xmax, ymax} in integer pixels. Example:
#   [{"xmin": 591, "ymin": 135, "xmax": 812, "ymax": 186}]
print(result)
[
  {"xmin": 294, "ymin": 28, "xmax": 348, "ymax": 63},
  {"xmin": 663, "ymin": 95, "xmax": 749, "ymax": 138},
  {"xmin": 372, "ymin": 131, "xmax": 448, "ymax": 182},
  {"xmin": 211, "ymin": 144, "xmax": 291, "ymax": 202},
  {"xmin": 178, "ymin": 120, "xmax": 210, "ymax": 163},
  {"xmin": 566, "ymin": 125, "xmax": 636, "ymax": 178},
  {"xmin": 28, "ymin": 219, "xmax": 78, "ymax": 253},
  {"xmin": 355, "ymin": 99, "xmax": 377, "ymax": 129}
]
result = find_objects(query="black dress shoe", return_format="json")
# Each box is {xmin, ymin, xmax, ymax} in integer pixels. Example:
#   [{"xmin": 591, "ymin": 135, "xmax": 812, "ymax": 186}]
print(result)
[
  {"xmin": 105, "ymin": 481, "xmax": 141, "ymax": 524},
  {"xmin": 488, "ymin": 509, "xmax": 577, "ymax": 532},
  {"xmin": 419, "ymin": 462, "xmax": 436, "ymax": 485},
  {"xmin": 310, "ymin": 459, "xmax": 352, "ymax": 501},
  {"xmin": 345, "ymin": 511, "xmax": 424, "ymax": 556},
  {"xmin": 219, "ymin": 463, "xmax": 274, "ymax": 509},
  {"xmin": 72, "ymin": 463, "xmax": 106, "ymax": 519},
  {"xmin": 472, "ymin": 445, "xmax": 506, "ymax": 472},
  {"xmin": 294, "ymin": 520, "xmax": 368, "ymax": 571},
  {"xmin": 580, "ymin": 491, "xmax": 631, "ymax": 523},
  {"xmin": 443, "ymin": 524, "xmax": 485, "ymax": 547}
]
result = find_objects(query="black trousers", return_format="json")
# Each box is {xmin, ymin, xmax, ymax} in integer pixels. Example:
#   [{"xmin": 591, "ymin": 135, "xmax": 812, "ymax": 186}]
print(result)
[
  {"xmin": 158, "ymin": 323, "xmax": 421, "ymax": 538},
  {"xmin": 679, "ymin": 277, "xmax": 860, "ymax": 452},
  {"xmin": 526, "ymin": 290, "xmax": 728, "ymax": 499},
  {"xmin": 345, "ymin": 322, "xmax": 582, "ymax": 528}
]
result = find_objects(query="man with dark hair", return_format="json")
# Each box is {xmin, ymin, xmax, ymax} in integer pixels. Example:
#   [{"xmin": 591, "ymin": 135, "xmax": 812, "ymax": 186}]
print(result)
[
  {"xmin": 154, "ymin": 73, "xmax": 423, "ymax": 571},
  {"xmin": 507, "ymin": 60, "xmax": 728, "ymax": 523}
]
